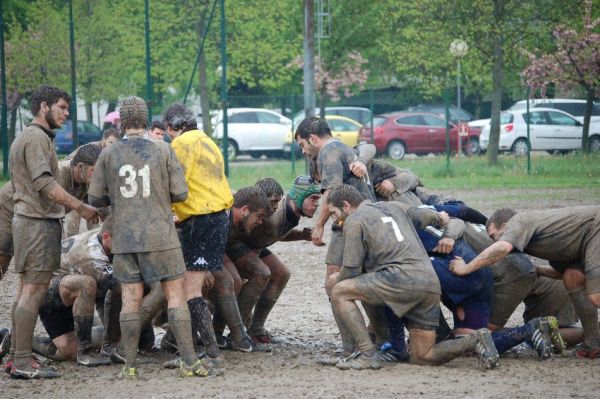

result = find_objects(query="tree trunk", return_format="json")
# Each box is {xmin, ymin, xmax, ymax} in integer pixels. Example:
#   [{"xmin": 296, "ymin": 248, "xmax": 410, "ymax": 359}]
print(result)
[
  {"xmin": 85, "ymin": 102, "xmax": 93, "ymax": 123},
  {"xmin": 486, "ymin": 1, "xmax": 505, "ymax": 166},
  {"xmin": 196, "ymin": 0, "xmax": 213, "ymax": 136},
  {"xmin": 582, "ymin": 87, "xmax": 593, "ymax": 155}
]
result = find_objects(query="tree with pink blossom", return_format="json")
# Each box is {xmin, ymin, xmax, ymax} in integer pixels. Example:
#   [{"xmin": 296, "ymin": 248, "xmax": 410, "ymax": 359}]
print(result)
[{"xmin": 522, "ymin": 0, "xmax": 600, "ymax": 154}]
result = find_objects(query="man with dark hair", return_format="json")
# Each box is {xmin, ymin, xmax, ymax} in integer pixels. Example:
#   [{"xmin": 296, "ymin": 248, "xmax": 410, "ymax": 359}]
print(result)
[
  {"xmin": 162, "ymin": 102, "xmax": 234, "ymax": 369},
  {"xmin": 255, "ymin": 177, "xmax": 284, "ymax": 214},
  {"xmin": 6, "ymin": 86, "xmax": 101, "ymax": 379},
  {"xmin": 450, "ymin": 205, "xmax": 600, "ymax": 358},
  {"xmin": 101, "ymin": 128, "xmax": 120, "ymax": 147},
  {"xmin": 227, "ymin": 177, "xmax": 320, "ymax": 346},
  {"xmin": 326, "ymin": 184, "xmax": 499, "ymax": 370},
  {"xmin": 295, "ymin": 116, "xmax": 376, "ymax": 356},
  {"xmin": 147, "ymin": 121, "xmax": 165, "ymax": 141},
  {"xmin": 0, "ymin": 143, "xmax": 101, "ymax": 281},
  {"xmin": 89, "ymin": 96, "xmax": 207, "ymax": 379}
]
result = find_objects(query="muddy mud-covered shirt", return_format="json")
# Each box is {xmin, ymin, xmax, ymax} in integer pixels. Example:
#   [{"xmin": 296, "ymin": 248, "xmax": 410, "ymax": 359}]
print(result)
[
  {"xmin": 9, "ymin": 124, "xmax": 64, "ymax": 219},
  {"xmin": 499, "ymin": 206, "xmax": 600, "ymax": 265},
  {"xmin": 342, "ymin": 201, "xmax": 441, "ymax": 294},
  {"xmin": 317, "ymin": 139, "xmax": 376, "ymax": 201},
  {"xmin": 56, "ymin": 228, "xmax": 111, "ymax": 282},
  {"xmin": 88, "ymin": 135, "xmax": 188, "ymax": 254},
  {"xmin": 242, "ymin": 196, "xmax": 300, "ymax": 249}
]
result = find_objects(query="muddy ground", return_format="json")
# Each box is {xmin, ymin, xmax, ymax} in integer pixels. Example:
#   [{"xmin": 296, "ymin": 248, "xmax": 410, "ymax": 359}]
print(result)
[{"xmin": 0, "ymin": 187, "xmax": 599, "ymax": 398}]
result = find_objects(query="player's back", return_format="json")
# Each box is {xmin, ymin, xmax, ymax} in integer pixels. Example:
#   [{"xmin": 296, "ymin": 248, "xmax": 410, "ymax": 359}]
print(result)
[{"xmin": 97, "ymin": 136, "xmax": 187, "ymax": 254}]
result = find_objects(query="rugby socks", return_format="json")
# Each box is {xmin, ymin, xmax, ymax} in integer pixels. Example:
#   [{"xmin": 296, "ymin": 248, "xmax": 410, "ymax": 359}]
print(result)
[
  {"xmin": 9, "ymin": 299, "xmax": 17, "ymax": 359},
  {"xmin": 13, "ymin": 308, "xmax": 37, "ymax": 369},
  {"xmin": 428, "ymin": 335, "xmax": 475, "ymax": 364},
  {"xmin": 74, "ymin": 315, "xmax": 94, "ymax": 353},
  {"xmin": 491, "ymin": 325, "xmax": 531, "ymax": 354},
  {"xmin": 102, "ymin": 291, "xmax": 122, "ymax": 346},
  {"xmin": 215, "ymin": 296, "xmax": 246, "ymax": 344},
  {"xmin": 331, "ymin": 301, "xmax": 355, "ymax": 353},
  {"xmin": 167, "ymin": 307, "xmax": 196, "ymax": 366},
  {"xmin": 119, "ymin": 312, "xmax": 141, "ymax": 368},
  {"xmin": 31, "ymin": 336, "xmax": 59, "ymax": 360},
  {"xmin": 384, "ymin": 307, "xmax": 406, "ymax": 353},
  {"xmin": 188, "ymin": 297, "xmax": 220, "ymax": 358},
  {"xmin": 237, "ymin": 280, "xmax": 267, "ymax": 327},
  {"xmin": 334, "ymin": 300, "xmax": 374, "ymax": 354},
  {"xmin": 248, "ymin": 296, "xmax": 277, "ymax": 334},
  {"xmin": 568, "ymin": 287, "xmax": 600, "ymax": 345}
]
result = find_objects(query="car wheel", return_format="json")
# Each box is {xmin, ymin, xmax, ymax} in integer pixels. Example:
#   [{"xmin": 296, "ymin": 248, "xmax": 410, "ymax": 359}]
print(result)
[
  {"xmin": 467, "ymin": 137, "xmax": 481, "ymax": 155},
  {"xmin": 387, "ymin": 141, "xmax": 406, "ymax": 160},
  {"xmin": 227, "ymin": 140, "xmax": 238, "ymax": 161},
  {"xmin": 589, "ymin": 135, "xmax": 600, "ymax": 153},
  {"xmin": 511, "ymin": 138, "xmax": 528, "ymax": 156}
]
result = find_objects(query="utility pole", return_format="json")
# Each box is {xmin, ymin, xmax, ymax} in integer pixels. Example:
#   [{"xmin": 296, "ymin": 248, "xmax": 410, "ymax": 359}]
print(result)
[
  {"xmin": 303, "ymin": 0, "xmax": 315, "ymax": 118},
  {"xmin": 0, "ymin": 0, "xmax": 7, "ymax": 177},
  {"xmin": 68, "ymin": 0, "xmax": 78, "ymax": 148},
  {"xmin": 144, "ymin": 0, "xmax": 153, "ymax": 122},
  {"xmin": 220, "ymin": 0, "xmax": 229, "ymax": 177}
]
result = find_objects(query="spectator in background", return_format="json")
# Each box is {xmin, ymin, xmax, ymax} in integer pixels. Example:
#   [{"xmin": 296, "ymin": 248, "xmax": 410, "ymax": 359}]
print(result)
[{"xmin": 147, "ymin": 121, "xmax": 166, "ymax": 142}]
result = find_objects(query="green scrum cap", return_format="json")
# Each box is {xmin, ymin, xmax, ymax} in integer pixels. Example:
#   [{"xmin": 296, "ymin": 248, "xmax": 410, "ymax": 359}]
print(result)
[{"xmin": 288, "ymin": 175, "xmax": 321, "ymax": 210}]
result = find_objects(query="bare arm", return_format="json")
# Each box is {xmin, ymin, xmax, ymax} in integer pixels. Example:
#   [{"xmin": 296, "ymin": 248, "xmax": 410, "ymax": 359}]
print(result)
[
  {"xmin": 311, "ymin": 189, "xmax": 331, "ymax": 246},
  {"xmin": 536, "ymin": 265, "xmax": 563, "ymax": 280},
  {"xmin": 449, "ymin": 240, "xmax": 514, "ymax": 276},
  {"xmin": 281, "ymin": 228, "xmax": 312, "ymax": 242},
  {"xmin": 40, "ymin": 179, "xmax": 101, "ymax": 223}
]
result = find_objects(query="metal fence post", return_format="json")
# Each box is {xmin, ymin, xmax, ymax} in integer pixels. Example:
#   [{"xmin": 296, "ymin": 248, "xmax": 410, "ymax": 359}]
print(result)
[
  {"xmin": 68, "ymin": 0, "xmax": 78, "ymax": 148},
  {"xmin": 220, "ymin": 0, "xmax": 228, "ymax": 177},
  {"xmin": 526, "ymin": 87, "xmax": 531, "ymax": 175},
  {"xmin": 0, "ymin": 0, "xmax": 8, "ymax": 177},
  {"xmin": 369, "ymin": 90, "xmax": 374, "ymax": 144},
  {"xmin": 444, "ymin": 88, "xmax": 451, "ymax": 174},
  {"xmin": 291, "ymin": 94, "xmax": 296, "ymax": 176},
  {"xmin": 144, "ymin": 0, "xmax": 153, "ymax": 122}
]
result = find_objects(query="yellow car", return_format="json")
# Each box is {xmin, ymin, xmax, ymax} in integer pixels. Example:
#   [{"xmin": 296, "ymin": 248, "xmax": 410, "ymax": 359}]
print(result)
[{"xmin": 326, "ymin": 115, "xmax": 362, "ymax": 147}]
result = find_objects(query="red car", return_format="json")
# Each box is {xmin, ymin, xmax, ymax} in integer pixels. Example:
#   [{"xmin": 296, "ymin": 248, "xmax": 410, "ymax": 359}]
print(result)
[{"xmin": 358, "ymin": 112, "xmax": 481, "ymax": 159}]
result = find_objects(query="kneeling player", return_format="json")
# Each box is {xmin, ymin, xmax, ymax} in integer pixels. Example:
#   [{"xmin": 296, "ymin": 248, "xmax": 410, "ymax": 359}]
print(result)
[{"xmin": 326, "ymin": 185, "xmax": 499, "ymax": 370}]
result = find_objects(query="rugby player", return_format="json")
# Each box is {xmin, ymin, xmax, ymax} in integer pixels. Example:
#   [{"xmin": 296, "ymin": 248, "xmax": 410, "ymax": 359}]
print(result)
[
  {"xmin": 326, "ymin": 185, "xmax": 499, "ymax": 370},
  {"xmin": 88, "ymin": 96, "xmax": 206, "ymax": 379},
  {"xmin": 450, "ymin": 206, "xmax": 600, "ymax": 357},
  {"xmin": 7, "ymin": 86, "xmax": 101, "ymax": 379}
]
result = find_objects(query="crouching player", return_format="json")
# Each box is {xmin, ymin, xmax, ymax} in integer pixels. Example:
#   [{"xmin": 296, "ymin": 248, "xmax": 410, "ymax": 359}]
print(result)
[{"xmin": 326, "ymin": 185, "xmax": 499, "ymax": 370}]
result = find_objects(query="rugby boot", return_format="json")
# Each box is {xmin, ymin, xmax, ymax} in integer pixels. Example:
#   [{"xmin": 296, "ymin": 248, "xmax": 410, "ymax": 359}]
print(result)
[
  {"xmin": 526, "ymin": 317, "xmax": 552, "ymax": 360},
  {"xmin": 11, "ymin": 359, "xmax": 60, "ymax": 379},
  {"xmin": 473, "ymin": 328, "xmax": 500, "ymax": 370},
  {"xmin": 335, "ymin": 352, "xmax": 382, "ymax": 371},
  {"xmin": 216, "ymin": 334, "xmax": 229, "ymax": 349},
  {"xmin": 74, "ymin": 316, "xmax": 111, "ymax": 367},
  {"xmin": 100, "ymin": 342, "xmax": 116, "ymax": 357},
  {"xmin": 77, "ymin": 347, "xmax": 111, "ymax": 367},
  {"xmin": 0, "ymin": 328, "xmax": 10, "ymax": 362},
  {"xmin": 373, "ymin": 346, "xmax": 410, "ymax": 363},
  {"xmin": 231, "ymin": 335, "xmax": 264, "ymax": 353},
  {"xmin": 164, "ymin": 352, "xmax": 224, "ymax": 374},
  {"xmin": 3, "ymin": 358, "xmax": 14, "ymax": 374},
  {"xmin": 546, "ymin": 316, "xmax": 566, "ymax": 354},
  {"xmin": 116, "ymin": 366, "xmax": 140, "ymax": 380},
  {"xmin": 247, "ymin": 328, "xmax": 283, "ymax": 345},
  {"xmin": 179, "ymin": 359, "xmax": 209, "ymax": 378},
  {"xmin": 574, "ymin": 343, "xmax": 600, "ymax": 359}
]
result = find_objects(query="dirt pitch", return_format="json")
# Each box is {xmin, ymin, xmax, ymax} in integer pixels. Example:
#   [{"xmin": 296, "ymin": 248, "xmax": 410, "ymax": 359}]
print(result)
[{"xmin": 0, "ymin": 187, "xmax": 599, "ymax": 398}]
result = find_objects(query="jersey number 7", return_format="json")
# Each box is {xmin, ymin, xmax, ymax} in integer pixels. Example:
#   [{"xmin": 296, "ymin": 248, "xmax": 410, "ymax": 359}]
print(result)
[{"xmin": 380, "ymin": 216, "xmax": 404, "ymax": 242}]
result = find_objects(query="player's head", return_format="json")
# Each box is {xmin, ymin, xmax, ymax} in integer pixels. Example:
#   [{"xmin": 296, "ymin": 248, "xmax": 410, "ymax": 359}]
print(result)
[
  {"xmin": 119, "ymin": 96, "xmax": 148, "ymax": 132},
  {"xmin": 99, "ymin": 216, "xmax": 113, "ymax": 255},
  {"xmin": 101, "ymin": 127, "xmax": 120, "ymax": 147},
  {"xmin": 486, "ymin": 208, "xmax": 517, "ymax": 241},
  {"xmin": 70, "ymin": 143, "xmax": 102, "ymax": 186},
  {"xmin": 162, "ymin": 103, "xmax": 197, "ymax": 139},
  {"xmin": 31, "ymin": 85, "xmax": 71, "ymax": 129},
  {"xmin": 233, "ymin": 186, "xmax": 271, "ymax": 233},
  {"xmin": 294, "ymin": 117, "xmax": 331, "ymax": 160},
  {"xmin": 326, "ymin": 184, "xmax": 364, "ymax": 224},
  {"xmin": 148, "ymin": 120, "xmax": 166, "ymax": 141},
  {"xmin": 288, "ymin": 175, "xmax": 321, "ymax": 218},
  {"xmin": 255, "ymin": 177, "xmax": 284, "ymax": 213}
]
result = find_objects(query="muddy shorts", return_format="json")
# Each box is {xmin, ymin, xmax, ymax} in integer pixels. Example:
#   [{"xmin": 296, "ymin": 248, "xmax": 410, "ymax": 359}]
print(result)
[
  {"xmin": 39, "ymin": 275, "xmax": 74, "ymax": 339},
  {"xmin": 12, "ymin": 215, "xmax": 61, "ymax": 283},
  {"xmin": 325, "ymin": 229, "xmax": 344, "ymax": 266},
  {"xmin": 523, "ymin": 276, "xmax": 577, "ymax": 325},
  {"xmin": 583, "ymin": 212, "xmax": 600, "ymax": 294},
  {"xmin": 180, "ymin": 211, "xmax": 228, "ymax": 272},
  {"xmin": 354, "ymin": 266, "xmax": 440, "ymax": 330},
  {"xmin": 0, "ymin": 205, "xmax": 13, "ymax": 257},
  {"xmin": 489, "ymin": 271, "xmax": 537, "ymax": 327},
  {"xmin": 113, "ymin": 248, "xmax": 185, "ymax": 284},
  {"xmin": 226, "ymin": 240, "xmax": 254, "ymax": 262}
]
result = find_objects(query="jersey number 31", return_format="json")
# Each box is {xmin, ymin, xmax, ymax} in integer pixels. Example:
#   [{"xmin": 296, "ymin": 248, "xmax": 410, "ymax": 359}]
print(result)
[{"xmin": 119, "ymin": 164, "xmax": 150, "ymax": 198}]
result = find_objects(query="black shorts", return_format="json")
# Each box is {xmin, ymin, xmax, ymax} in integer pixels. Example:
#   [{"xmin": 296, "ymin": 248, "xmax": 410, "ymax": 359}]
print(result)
[
  {"xmin": 39, "ymin": 275, "xmax": 74, "ymax": 339},
  {"xmin": 178, "ymin": 210, "xmax": 228, "ymax": 272}
]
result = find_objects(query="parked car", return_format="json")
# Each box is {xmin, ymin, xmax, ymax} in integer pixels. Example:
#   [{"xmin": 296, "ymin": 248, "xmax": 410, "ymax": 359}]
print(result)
[
  {"xmin": 212, "ymin": 108, "xmax": 292, "ymax": 160},
  {"xmin": 358, "ymin": 112, "xmax": 481, "ymax": 160},
  {"xmin": 292, "ymin": 106, "xmax": 372, "ymax": 127},
  {"xmin": 508, "ymin": 99, "xmax": 600, "ymax": 124},
  {"xmin": 54, "ymin": 120, "xmax": 103, "ymax": 154},
  {"xmin": 325, "ymin": 115, "xmax": 362, "ymax": 147},
  {"xmin": 479, "ymin": 108, "xmax": 600, "ymax": 155},
  {"xmin": 406, "ymin": 104, "xmax": 474, "ymax": 123}
]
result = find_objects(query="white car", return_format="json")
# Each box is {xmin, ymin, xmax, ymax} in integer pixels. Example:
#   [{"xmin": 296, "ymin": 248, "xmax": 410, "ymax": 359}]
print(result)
[
  {"xmin": 213, "ymin": 108, "xmax": 292, "ymax": 160},
  {"xmin": 508, "ymin": 99, "xmax": 600, "ymax": 124},
  {"xmin": 479, "ymin": 107, "xmax": 600, "ymax": 155}
]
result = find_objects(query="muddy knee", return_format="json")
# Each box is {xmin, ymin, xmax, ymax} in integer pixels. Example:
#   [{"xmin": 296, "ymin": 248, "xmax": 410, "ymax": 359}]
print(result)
[{"xmin": 563, "ymin": 269, "xmax": 586, "ymax": 291}]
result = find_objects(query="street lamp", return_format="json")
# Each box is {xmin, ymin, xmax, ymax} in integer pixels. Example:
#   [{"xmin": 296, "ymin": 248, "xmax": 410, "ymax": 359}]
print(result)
[{"xmin": 449, "ymin": 39, "xmax": 468, "ymax": 157}]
